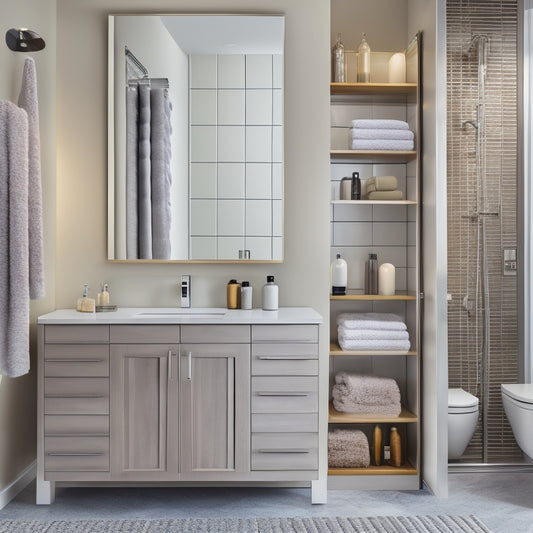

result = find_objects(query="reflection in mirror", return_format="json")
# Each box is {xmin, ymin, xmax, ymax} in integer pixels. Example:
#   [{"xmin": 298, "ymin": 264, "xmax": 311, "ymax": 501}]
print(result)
[{"xmin": 108, "ymin": 15, "xmax": 285, "ymax": 262}]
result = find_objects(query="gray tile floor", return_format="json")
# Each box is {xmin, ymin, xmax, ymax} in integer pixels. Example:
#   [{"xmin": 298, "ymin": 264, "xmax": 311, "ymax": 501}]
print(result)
[{"xmin": 1, "ymin": 472, "xmax": 532, "ymax": 533}]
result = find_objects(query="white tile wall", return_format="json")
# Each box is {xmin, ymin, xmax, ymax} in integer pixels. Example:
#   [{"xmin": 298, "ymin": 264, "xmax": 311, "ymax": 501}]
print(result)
[
  {"xmin": 246, "ymin": 126, "xmax": 272, "ymax": 163},
  {"xmin": 218, "ymin": 90, "xmax": 245, "ymax": 125},
  {"xmin": 218, "ymin": 236, "xmax": 244, "ymax": 260},
  {"xmin": 218, "ymin": 163, "xmax": 245, "ymax": 198},
  {"xmin": 190, "ymin": 55, "xmax": 217, "ymax": 88},
  {"xmin": 272, "ymin": 163, "xmax": 283, "ymax": 199},
  {"xmin": 246, "ymin": 199, "xmax": 271, "ymax": 236},
  {"xmin": 273, "ymin": 55, "xmax": 283, "ymax": 89},
  {"xmin": 217, "ymin": 55, "xmax": 245, "ymax": 89},
  {"xmin": 190, "ymin": 89, "xmax": 216, "ymax": 125},
  {"xmin": 246, "ymin": 90, "xmax": 272, "ymax": 125},
  {"xmin": 190, "ymin": 236, "xmax": 217, "ymax": 260},
  {"xmin": 218, "ymin": 126, "xmax": 245, "ymax": 162},
  {"xmin": 190, "ymin": 163, "xmax": 217, "ymax": 198},
  {"xmin": 246, "ymin": 163, "xmax": 271, "ymax": 199},
  {"xmin": 218, "ymin": 199, "xmax": 244, "ymax": 236},
  {"xmin": 245, "ymin": 236, "xmax": 271, "ymax": 260},
  {"xmin": 272, "ymin": 200, "xmax": 282, "ymax": 237},
  {"xmin": 246, "ymin": 55, "xmax": 272, "ymax": 88},
  {"xmin": 190, "ymin": 126, "xmax": 216, "ymax": 162},
  {"xmin": 190, "ymin": 199, "xmax": 216, "ymax": 235}
]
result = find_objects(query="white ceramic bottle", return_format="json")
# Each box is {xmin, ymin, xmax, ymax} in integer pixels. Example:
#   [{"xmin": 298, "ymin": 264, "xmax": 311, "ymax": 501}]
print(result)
[
  {"xmin": 262, "ymin": 275, "xmax": 278, "ymax": 311},
  {"xmin": 241, "ymin": 281, "xmax": 253, "ymax": 310},
  {"xmin": 378, "ymin": 263, "xmax": 395, "ymax": 296},
  {"xmin": 331, "ymin": 253, "xmax": 347, "ymax": 295}
]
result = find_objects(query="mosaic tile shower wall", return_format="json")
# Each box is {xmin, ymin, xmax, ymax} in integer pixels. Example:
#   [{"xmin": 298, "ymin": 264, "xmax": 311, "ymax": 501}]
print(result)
[{"xmin": 447, "ymin": 0, "xmax": 520, "ymax": 462}]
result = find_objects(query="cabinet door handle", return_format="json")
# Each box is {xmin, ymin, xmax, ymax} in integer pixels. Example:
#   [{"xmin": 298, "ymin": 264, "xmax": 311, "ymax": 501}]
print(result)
[
  {"xmin": 168, "ymin": 350, "xmax": 172, "ymax": 381},
  {"xmin": 45, "ymin": 395, "xmax": 107, "ymax": 399},
  {"xmin": 46, "ymin": 452, "xmax": 104, "ymax": 457},
  {"xmin": 257, "ymin": 356, "xmax": 316, "ymax": 360},
  {"xmin": 258, "ymin": 449, "xmax": 310, "ymax": 454},
  {"xmin": 256, "ymin": 392, "xmax": 308, "ymax": 397},
  {"xmin": 46, "ymin": 359, "xmax": 104, "ymax": 363},
  {"xmin": 187, "ymin": 351, "xmax": 192, "ymax": 380}
]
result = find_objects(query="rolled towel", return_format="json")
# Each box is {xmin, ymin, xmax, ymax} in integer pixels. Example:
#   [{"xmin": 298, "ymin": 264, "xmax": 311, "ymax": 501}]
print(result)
[
  {"xmin": 337, "ymin": 312, "xmax": 407, "ymax": 331},
  {"xmin": 349, "ymin": 128, "xmax": 414, "ymax": 141},
  {"xmin": 350, "ymin": 139, "xmax": 414, "ymax": 151},
  {"xmin": 366, "ymin": 190, "xmax": 403, "ymax": 200},
  {"xmin": 332, "ymin": 372, "xmax": 401, "ymax": 416},
  {"xmin": 338, "ymin": 326, "xmax": 409, "ymax": 341},
  {"xmin": 365, "ymin": 175, "xmax": 398, "ymax": 192},
  {"xmin": 328, "ymin": 429, "xmax": 370, "ymax": 468},
  {"xmin": 351, "ymin": 119, "xmax": 409, "ymax": 130},
  {"xmin": 338, "ymin": 337, "xmax": 411, "ymax": 352}
]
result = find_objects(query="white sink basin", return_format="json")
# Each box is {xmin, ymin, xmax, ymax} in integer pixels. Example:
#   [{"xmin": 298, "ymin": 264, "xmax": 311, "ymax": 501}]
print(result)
[{"xmin": 136, "ymin": 309, "xmax": 226, "ymax": 319}]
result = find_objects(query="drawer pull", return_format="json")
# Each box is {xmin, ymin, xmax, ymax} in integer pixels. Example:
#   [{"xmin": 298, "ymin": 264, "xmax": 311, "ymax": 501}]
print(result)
[
  {"xmin": 46, "ymin": 433, "xmax": 109, "ymax": 437},
  {"xmin": 257, "ymin": 356, "xmax": 315, "ymax": 360},
  {"xmin": 257, "ymin": 392, "xmax": 308, "ymax": 397},
  {"xmin": 46, "ymin": 452, "xmax": 105, "ymax": 457},
  {"xmin": 258, "ymin": 449, "xmax": 310, "ymax": 454},
  {"xmin": 45, "ymin": 395, "xmax": 107, "ymax": 399},
  {"xmin": 46, "ymin": 359, "xmax": 104, "ymax": 363}
]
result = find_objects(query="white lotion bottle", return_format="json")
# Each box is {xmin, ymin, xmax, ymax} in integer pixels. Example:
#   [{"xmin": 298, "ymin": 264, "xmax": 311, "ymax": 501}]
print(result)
[
  {"xmin": 262, "ymin": 275, "xmax": 278, "ymax": 310},
  {"xmin": 331, "ymin": 253, "xmax": 347, "ymax": 295},
  {"xmin": 378, "ymin": 263, "xmax": 395, "ymax": 296},
  {"xmin": 241, "ymin": 281, "xmax": 253, "ymax": 310}
]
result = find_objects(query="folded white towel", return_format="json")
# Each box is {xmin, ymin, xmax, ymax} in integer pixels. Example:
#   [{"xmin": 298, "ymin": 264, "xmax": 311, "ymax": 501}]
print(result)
[
  {"xmin": 338, "ymin": 337, "xmax": 411, "ymax": 352},
  {"xmin": 338, "ymin": 326, "xmax": 409, "ymax": 341},
  {"xmin": 350, "ymin": 128, "xmax": 414, "ymax": 141},
  {"xmin": 337, "ymin": 312, "xmax": 407, "ymax": 331},
  {"xmin": 365, "ymin": 175, "xmax": 398, "ymax": 192},
  {"xmin": 351, "ymin": 139, "xmax": 414, "ymax": 151},
  {"xmin": 351, "ymin": 119, "xmax": 409, "ymax": 130}
]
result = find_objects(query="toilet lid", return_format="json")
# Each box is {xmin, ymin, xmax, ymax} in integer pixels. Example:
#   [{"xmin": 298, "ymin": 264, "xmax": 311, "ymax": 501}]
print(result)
[
  {"xmin": 501, "ymin": 383, "xmax": 533, "ymax": 404},
  {"xmin": 448, "ymin": 388, "xmax": 479, "ymax": 408}
]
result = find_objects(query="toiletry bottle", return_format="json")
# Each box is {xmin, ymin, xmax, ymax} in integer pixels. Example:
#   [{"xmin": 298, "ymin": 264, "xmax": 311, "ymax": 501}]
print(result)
[
  {"xmin": 262, "ymin": 275, "xmax": 278, "ymax": 311},
  {"xmin": 331, "ymin": 253, "xmax": 347, "ymax": 295},
  {"xmin": 351, "ymin": 172, "xmax": 361, "ymax": 200},
  {"xmin": 365, "ymin": 253, "xmax": 378, "ymax": 295},
  {"xmin": 389, "ymin": 427, "xmax": 402, "ymax": 467},
  {"xmin": 378, "ymin": 263, "xmax": 395, "ymax": 296},
  {"xmin": 357, "ymin": 33, "xmax": 371, "ymax": 83},
  {"xmin": 373, "ymin": 425, "xmax": 382, "ymax": 466},
  {"xmin": 227, "ymin": 279, "xmax": 241, "ymax": 309},
  {"xmin": 97, "ymin": 283, "xmax": 110, "ymax": 306},
  {"xmin": 77, "ymin": 284, "xmax": 95, "ymax": 313},
  {"xmin": 241, "ymin": 281, "xmax": 253, "ymax": 310},
  {"xmin": 340, "ymin": 176, "xmax": 352, "ymax": 200},
  {"xmin": 332, "ymin": 33, "xmax": 345, "ymax": 83}
]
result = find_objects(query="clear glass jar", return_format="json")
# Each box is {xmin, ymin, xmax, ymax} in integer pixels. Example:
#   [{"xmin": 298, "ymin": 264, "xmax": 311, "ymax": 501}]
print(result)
[
  {"xmin": 332, "ymin": 33, "xmax": 345, "ymax": 83},
  {"xmin": 357, "ymin": 33, "xmax": 371, "ymax": 83}
]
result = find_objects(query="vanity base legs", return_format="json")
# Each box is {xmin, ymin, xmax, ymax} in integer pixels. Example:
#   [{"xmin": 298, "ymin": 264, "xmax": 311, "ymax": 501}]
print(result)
[
  {"xmin": 311, "ymin": 477, "xmax": 327, "ymax": 504},
  {"xmin": 36, "ymin": 477, "xmax": 55, "ymax": 505}
]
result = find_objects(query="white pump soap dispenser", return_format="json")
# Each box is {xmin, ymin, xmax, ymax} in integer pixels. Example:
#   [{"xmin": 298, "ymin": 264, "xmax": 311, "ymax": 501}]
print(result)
[{"xmin": 331, "ymin": 253, "xmax": 347, "ymax": 295}]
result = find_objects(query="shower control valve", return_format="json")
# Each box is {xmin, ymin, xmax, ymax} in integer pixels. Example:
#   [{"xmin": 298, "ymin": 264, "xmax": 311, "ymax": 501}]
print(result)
[{"xmin": 503, "ymin": 248, "xmax": 517, "ymax": 276}]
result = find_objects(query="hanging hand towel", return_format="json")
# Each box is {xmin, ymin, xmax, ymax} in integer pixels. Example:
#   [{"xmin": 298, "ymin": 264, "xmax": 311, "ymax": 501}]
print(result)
[
  {"xmin": 18, "ymin": 57, "xmax": 45, "ymax": 299},
  {"xmin": 0, "ymin": 101, "xmax": 30, "ymax": 377}
]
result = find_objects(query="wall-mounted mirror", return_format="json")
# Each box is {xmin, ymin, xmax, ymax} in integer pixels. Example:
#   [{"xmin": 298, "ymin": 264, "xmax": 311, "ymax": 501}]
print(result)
[{"xmin": 108, "ymin": 14, "xmax": 284, "ymax": 262}]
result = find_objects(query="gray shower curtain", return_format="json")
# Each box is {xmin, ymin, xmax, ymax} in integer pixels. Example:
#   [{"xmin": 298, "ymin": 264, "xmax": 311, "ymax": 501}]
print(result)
[{"xmin": 126, "ymin": 83, "xmax": 172, "ymax": 260}]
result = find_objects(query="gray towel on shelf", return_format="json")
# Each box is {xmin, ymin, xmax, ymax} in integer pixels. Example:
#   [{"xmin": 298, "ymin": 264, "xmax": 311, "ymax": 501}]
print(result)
[
  {"xmin": 337, "ymin": 312, "xmax": 407, "ymax": 331},
  {"xmin": 0, "ymin": 101, "xmax": 30, "ymax": 377},
  {"xmin": 349, "ymin": 128, "xmax": 414, "ymax": 140},
  {"xmin": 338, "ymin": 326, "xmax": 409, "ymax": 341},
  {"xmin": 350, "ymin": 138, "xmax": 414, "ymax": 151},
  {"xmin": 18, "ymin": 57, "xmax": 45, "ymax": 299},
  {"xmin": 338, "ymin": 337, "xmax": 411, "ymax": 352},
  {"xmin": 332, "ymin": 372, "xmax": 401, "ymax": 416},
  {"xmin": 137, "ymin": 85, "xmax": 152, "ymax": 259},
  {"xmin": 351, "ymin": 119, "xmax": 409, "ymax": 130},
  {"xmin": 328, "ymin": 428, "xmax": 370, "ymax": 468},
  {"xmin": 150, "ymin": 88, "xmax": 172, "ymax": 260},
  {"xmin": 126, "ymin": 85, "xmax": 139, "ymax": 259}
]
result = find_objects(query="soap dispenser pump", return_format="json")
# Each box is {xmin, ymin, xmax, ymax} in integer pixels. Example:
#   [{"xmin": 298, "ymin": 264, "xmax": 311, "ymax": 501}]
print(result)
[
  {"xmin": 77, "ymin": 284, "xmax": 95, "ymax": 313},
  {"xmin": 97, "ymin": 283, "xmax": 110, "ymax": 306},
  {"xmin": 331, "ymin": 253, "xmax": 347, "ymax": 295}
]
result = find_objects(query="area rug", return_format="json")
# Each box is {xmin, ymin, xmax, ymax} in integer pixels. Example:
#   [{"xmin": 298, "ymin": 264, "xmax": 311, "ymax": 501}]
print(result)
[{"xmin": 0, "ymin": 515, "xmax": 493, "ymax": 533}]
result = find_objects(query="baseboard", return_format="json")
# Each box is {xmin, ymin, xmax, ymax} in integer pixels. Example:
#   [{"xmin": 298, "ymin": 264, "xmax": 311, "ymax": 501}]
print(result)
[{"xmin": 0, "ymin": 461, "xmax": 36, "ymax": 510}]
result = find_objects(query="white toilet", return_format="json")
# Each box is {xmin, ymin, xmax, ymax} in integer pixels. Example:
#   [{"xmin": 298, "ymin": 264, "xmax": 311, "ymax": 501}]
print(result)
[
  {"xmin": 501, "ymin": 383, "xmax": 533, "ymax": 459},
  {"xmin": 448, "ymin": 388, "xmax": 479, "ymax": 460}
]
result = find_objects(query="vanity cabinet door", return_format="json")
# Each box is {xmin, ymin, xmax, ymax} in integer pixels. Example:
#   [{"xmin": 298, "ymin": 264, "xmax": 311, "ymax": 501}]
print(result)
[
  {"xmin": 179, "ymin": 343, "xmax": 250, "ymax": 477},
  {"xmin": 110, "ymin": 344, "xmax": 179, "ymax": 480}
]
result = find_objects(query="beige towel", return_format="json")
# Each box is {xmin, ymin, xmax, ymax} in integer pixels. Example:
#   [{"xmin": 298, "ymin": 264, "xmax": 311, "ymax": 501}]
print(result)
[
  {"xmin": 328, "ymin": 428, "xmax": 370, "ymax": 468},
  {"xmin": 365, "ymin": 175, "xmax": 398, "ymax": 193},
  {"xmin": 366, "ymin": 190, "xmax": 403, "ymax": 201}
]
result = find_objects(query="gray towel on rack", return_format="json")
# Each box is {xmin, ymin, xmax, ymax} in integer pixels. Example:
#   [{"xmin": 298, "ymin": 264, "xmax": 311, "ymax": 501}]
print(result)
[
  {"xmin": 137, "ymin": 85, "xmax": 152, "ymax": 259},
  {"xmin": 18, "ymin": 57, "xmax": 45, "ymax": 299},
  {"xmin": 126, "ymin": 85, "xmax": 139, "ymax": 259},
  {"xmin": 150, "ymin": 88, "xmax": 172, "ymax": 260},
  {"xmin": 0, "ymin": 101, "xmax": 30, "ymax": 377}
]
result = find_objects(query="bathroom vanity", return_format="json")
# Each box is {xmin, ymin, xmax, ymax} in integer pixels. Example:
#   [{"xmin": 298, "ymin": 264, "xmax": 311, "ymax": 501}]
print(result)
[{"xmin": 36, "ymin": 307, "xmax": 322, "ymax": 504}]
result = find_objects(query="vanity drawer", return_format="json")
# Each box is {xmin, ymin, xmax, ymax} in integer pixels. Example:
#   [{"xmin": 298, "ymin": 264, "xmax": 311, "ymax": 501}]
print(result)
[
  {"xmin": 252, "ymin": 325, "xmax": 318, "ymax": 344},
  {"xmin": 110, "ymin": 325, "xmax": 180, "ymax": 344},
  {"xmin": 45, "ymin": 325, "xmax": 109, "ymax": 344},
  {"xmin": 251, "ymin": 433, "xmax": 318, "ymax": 471},
  {"xmin": 44, "ymin": 436, "xmax": 109, "ymax": 472},
  {"xmin": 251, "ymin": 376, "xmax": 318, "ymax": 414},
  {"xmin": 252, "ymin": 413, "xmax": 318, "ymax": 433},
  {"xmin": 180, "ymin": 325, "xmax": 250, "ymax": 343},
  {"xmin": 44, "ymin": 345, "xmax": 109, "ymax": 377},
  {"xmin": 252, "ymin": 343, "xmax": 318, "ymax": 376},
  {"xmin": 44, "ymin": 415, "xmax": 109, "ymax": 436},
  {"xmin": 44, "ymin": 378, "xmax": 109, "ymax": 415}
]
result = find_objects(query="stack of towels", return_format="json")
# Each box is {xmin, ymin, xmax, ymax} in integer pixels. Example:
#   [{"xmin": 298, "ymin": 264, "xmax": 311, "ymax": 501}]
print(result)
[
  {"xmin": 337, "ymin": 312, "xmax": 411, "ymax": 352},
  {"xmin": 350, "ymin": 119, "xmax": 414, "ymax": 151},
  {"xmin": 364, "ymin": 175, "xmax": 402, "ymax": 200},
  {"xmin": 328, "ymin": 428, "xmax": 370, "ymax": 468},
  {"xmin": 332, "ymin": 371, "xmax": 401, "ymax": 416}
]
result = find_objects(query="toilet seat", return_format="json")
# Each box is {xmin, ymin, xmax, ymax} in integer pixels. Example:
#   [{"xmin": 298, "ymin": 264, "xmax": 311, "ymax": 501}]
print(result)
[
  {"xmin": 501, "ymin": 384, "xmax": 533, "ymax": 411},
  {"xmin": 448, "ymin": 388, "xmax": 479, "ymax": 414}
]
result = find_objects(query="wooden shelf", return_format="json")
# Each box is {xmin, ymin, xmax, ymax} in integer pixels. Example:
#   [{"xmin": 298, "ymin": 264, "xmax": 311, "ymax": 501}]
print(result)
[
  {"xmin": 328, "ymin": 402, "xmax": 418, "ymax": 424},
  {"xmin": 330, "ymin": 82, "xmax": 418, "ymax": 95},
  {"xmin": 331, "ymin": 200, "xmax": 417, "ymax": 205},
  {"xmin": 329, "ymin": 342, "xmax": 417, "ymax": 357},
  {"xmin": 330, "ymin": 293, "xmax": 416, "ymax": 301},
  {"xmin": 328, "ymin": 463, "xmax": 418, "ymax": 476},
  {"xmin": 330, "ymin": 150, "xmax": 417, "ymax": 162}
]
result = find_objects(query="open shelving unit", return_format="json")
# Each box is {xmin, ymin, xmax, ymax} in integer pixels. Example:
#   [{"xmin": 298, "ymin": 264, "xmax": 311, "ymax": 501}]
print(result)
[{"xmin": 328, "ymin": 33, "xmax": 422, "ymax": 489}]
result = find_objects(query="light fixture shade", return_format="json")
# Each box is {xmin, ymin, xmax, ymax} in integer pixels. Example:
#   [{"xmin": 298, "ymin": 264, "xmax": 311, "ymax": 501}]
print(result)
[{"xmin": 5, "ymin": 28, "xmax": 45, "ymax": 52}]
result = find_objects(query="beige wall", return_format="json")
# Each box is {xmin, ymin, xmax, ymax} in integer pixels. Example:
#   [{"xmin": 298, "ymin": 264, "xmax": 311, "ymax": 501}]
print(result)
[{"xmin": 0, "ymin": 0, "xmax": 56, "ymax": 491}]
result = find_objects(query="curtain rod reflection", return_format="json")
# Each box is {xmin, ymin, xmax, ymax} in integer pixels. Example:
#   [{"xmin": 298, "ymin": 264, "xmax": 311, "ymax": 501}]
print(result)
[{"xmin": 125, "ymin": 46, "xmax": 169, "ymax": 88}]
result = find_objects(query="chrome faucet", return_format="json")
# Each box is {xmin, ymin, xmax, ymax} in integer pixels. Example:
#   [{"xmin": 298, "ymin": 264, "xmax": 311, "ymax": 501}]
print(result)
[{"xmin": 180, "ymin": 275, "xmax": 191, "ymax": 308}]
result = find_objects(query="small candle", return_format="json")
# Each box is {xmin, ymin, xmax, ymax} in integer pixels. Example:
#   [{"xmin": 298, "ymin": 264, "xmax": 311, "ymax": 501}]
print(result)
[
  {"xmin": 388, "ymin": 53, "xmax": 406, "ymax": 83},
  {"xmin": 378, "ymin": 263, "xmax": 395, "ymax": 296}
]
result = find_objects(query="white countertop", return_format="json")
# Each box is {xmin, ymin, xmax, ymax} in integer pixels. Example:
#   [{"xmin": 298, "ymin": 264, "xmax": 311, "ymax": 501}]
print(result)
[{"xmin": 38, "ymin": 307, "xmax": 323, "ymax": 325}]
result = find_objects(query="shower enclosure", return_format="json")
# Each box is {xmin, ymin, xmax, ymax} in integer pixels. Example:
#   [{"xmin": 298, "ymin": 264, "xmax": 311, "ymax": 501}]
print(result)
[{"xmin": 446, "ymin": 0, "xmax": 521, "ymax": 463}]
